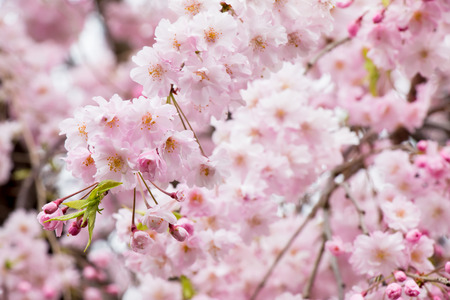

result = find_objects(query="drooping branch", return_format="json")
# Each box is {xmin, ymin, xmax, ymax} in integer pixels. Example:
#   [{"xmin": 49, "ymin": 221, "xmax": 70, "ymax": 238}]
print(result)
[{"xmin": 304, "ymin": 37, "xmax": 351, "ymax": 75}]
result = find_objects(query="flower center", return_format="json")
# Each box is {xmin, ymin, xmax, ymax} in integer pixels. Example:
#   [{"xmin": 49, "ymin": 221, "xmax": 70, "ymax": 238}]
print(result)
[{"xmin": 107, "ymin": 153, "xmax": 124, "ymax": 172}]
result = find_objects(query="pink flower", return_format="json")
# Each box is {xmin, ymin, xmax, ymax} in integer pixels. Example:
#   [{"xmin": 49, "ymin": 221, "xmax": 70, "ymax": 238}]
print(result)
[
  {"xmin": 385, "ymin": 283, "xmax": 402, "ymax": 300},
  {"xmin": 445, "ymin": 261, "xmax": 450, "ymax": 274},
  {"xmin": 325, "ymin": 236, "xmax": 350, "ymax": 256},
  {"xmin": 350, "ymin": 231, "xmax": 407, "ymax": 276},
  {"xmin": 169, "ymin": 224, "xmax": 189, "ymax": 242},
  {"xmin": 381, "ymin": 196, "xmax": 421, "ymax": 232},
  {"xmin": 137, "ymin": 149, "xmax": 167, "ymax": 182},
  {"xmin": 141, "ymin": 202, "xmax": 178, "ymax": 233},
  {"xmin": 37, "ymin": 209, "xmax": 65, "ymax": 237},
  {"xmin": 405, "ymin": 229, "xmax": 422, "ymax": 243},
  {"xmin": 130, "ymin": 47, "xmax": 181, "ymax": 97},
  {"xmin": 130, "ymin": 231, "xmax": 154, "ymax": 254},
  {"xmin": 408, "ymin": 235, "xmax": 434, "ymax": 272},
  {"xmin": 394, "ymin": 271, "xmax": 407, "ymax": 282},
  {"xmin": 404, "ymin": 279, "xmax": 421, "ymax": 297}
]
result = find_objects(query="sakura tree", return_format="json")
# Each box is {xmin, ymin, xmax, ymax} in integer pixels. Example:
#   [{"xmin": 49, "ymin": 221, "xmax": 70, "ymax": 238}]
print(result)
[{"xmin": 1, "ymin": 0, "xmax": 450, "ymax": 299}]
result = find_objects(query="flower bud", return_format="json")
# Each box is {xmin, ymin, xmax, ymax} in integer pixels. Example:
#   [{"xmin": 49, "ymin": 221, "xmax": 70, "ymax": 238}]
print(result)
[
  {"xmin": 417, "ymin": 140, "xmax": 428, "ymax": 152},
  {"xmin": 68, "ymin": 221, "xmax": 81, "ymax": 236},
  {"xmin": 445, "ymin": 261, "xmax": 450, "ymax": 274},
  {"xmin": 415, "ymin": 156, "xmax": 427, "ymax": 168},
  {"xmin": 440, "ymin": 148, "xmax": 450, "ymax": 163},
  {"xmin": 404, "ymin": 279, "xmax": 420, "ymax": 297},
  {"xmin": 83, "ymin": 266, "xmax": 98, "ymax": 280},
  {"xmin": 177, "ymin": 218, "xmax": 195, "ymax": 236},
  {"xmin": 137, "ymin": 150, "xmax": 166, "ymax": 181},
  {"xmin": 385, "ymin": 282, "xmax": 402, "ymax": 300},
  {"xmin": 170, "ymin": 190, "xmax": 186, "ymax": 202},
  {"xmin": 169, "ymin": 224, "xmax": 189, "ymax": 242},
  {"xmin": 43, "ymin": 202, "xmax": 58, "ymax": 214},
  {"xmin": 348, "ymin": 21, "xmax": 361, "ymax": 37},
  {"xmin": 372, "ymin": 9, "xmax": 385, "ymax": 23},
  {"xmin": 105, "ymin": 284, "xmax": 119, "ymax": 295},
  {"xmin": 17, "ymin": 281, "xmax": 32, "ymax": 293},
  {"xmin": 394, "ymin": 270, "xmax": 407, "ymax": 282},
  {"xmin": 405, "ymin": 229, "xmax": 422, "ymax": 243},
  {"xmin": 130, "ymin": 231, "xmax": 153, "ymax": 254},
  {"xmin": 42, "ymin": 285, "xmax": 57, "ymax": 298},
  {"xmin": 325, "ymin": 237, "xmax": 347, "ymax": 256}
]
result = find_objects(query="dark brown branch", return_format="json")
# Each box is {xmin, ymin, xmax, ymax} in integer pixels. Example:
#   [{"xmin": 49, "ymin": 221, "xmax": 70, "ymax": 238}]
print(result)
[{"xmin": 302, "ymin": 236, "xmax": 326, "ymax": 298}]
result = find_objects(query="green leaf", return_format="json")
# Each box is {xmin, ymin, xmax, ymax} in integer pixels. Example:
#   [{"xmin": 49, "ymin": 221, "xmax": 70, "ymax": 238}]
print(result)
[
  {"xmin": 362, "ymin": 48, "xmax": 380, "ymax": 97},
  {"xmin": 63, "ymin": 199, "xmax": 89, "ymax": 210},
  {"xmin": 4, "ymin": 259, "xmax": 13, "ymax": 270},
  {"xmin": 173, "ymin": 211, "xmax": 183, "ymax": 220},
  {"xmin": 96, "ymin": 180, "xmax": 122, "ymax": 195},
  {"xmin": 46, "ymin": 210, "xmax": 85, "ymax": 222},
  {"xmin": 382, "ymin": 0, "xmax": 389, "ymax": 7},
  {"xmin": 84, "ymin": 209, "xmax": 97, "ymax": 252},
  {"xmin": 180, "ymin": 275, "xmax": 195, "ymax": 300},
  {"xmin": 136, "ymin": 223, "xmax": 148, "ymax": 231}
]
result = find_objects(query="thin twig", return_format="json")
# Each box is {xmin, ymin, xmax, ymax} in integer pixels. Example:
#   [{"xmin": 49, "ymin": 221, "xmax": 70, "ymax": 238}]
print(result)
[
  {"xmin": 249, "ymin": 201, "xmax": 317, "ymax": 300},
  {"xmin": 302, "ymin": 236, "xmax": 326, "ymax": 298},
  {"xmin": 250, "ymin": 178, "xmax": 336, "ymax": 300},
  {"xmin": 323, "ymin": 206, "xmax": 345, "ymax": 300},
  {"xmin": 16, "ymin": 136, "xmax": 65, "ymax": 209},
  {"xmin": 406, "ymin": 272, "xmax": 450, "ymax": 287},
  {"xmin": 137, "ymin": 172, "xmax": 158, "ymax": 205},
  {"xmin": 342, "ymin": 183, "xmax": 369, "ymax": 235},
  {"xmin": 170, "ymin": 92, "xmax": 207, "ymax": 157},
  {"xmin": 304, "ymin": 37, "xmax": 351, "ymax": 75},
  {"xmin": 131, "ymin": 188, "xmax": 136, "ymax": 228},
  {"xmin": 423, "ymin": 120, "xmax": 450, "ymax": 135}
]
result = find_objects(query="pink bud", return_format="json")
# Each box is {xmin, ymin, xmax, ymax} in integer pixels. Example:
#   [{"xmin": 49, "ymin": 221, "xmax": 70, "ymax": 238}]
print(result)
[
  {"xmin": 417, "ymin": 140, "xmax": 428, "ymax": 152},
  {"xmin": 394, "ymin": 270, "xmax": 407, "ymax": 282},
  {"xmin": 398, "ymin": 25, "xmax": 408, "ymax": 32},
  {"xmin": 105, "ymin": 284, "xmax": 119, "ymax": 295},
  {"xmin": 405, "ymin": 229, "xmax": 422, "ymax": 243},
  {"xmin": 434, "ymin": 243, "xmax": 444, "ymax": 257},
  {"xmin": 372, "ymin": 9, "xmax": 385, "ymax": 23},
  {"xmin": 17, "ymin": 281, "xmax": 32, "ymax": 292},
  {"xmin": 68, "ymin": 221, "xmax": 81, "ymax": 236},
  {"xmin": 42, "ymin": 285, "xmax": 57, "ymax": 298},
  {"xmin": 84, "ymin": 287, "xmax": 103, "ymax": 300},
  {"xmin": 169, "ymin": 224, "xmax": 189, "ymax": 242},
  {"xmin": 404, "ymin": 279, "xmax": 420, "ymax": 297},
  {"xmin": 336, "ymin": 0, "xmax": 353, "ymax": 8},
  {"xmin": 348, "ymin": 21, "xmax": 361, "ymax": 37},
  {"xmin": 325, "ymin": 237, "xmax": 347, "ymax": 256},
  {"xmin": 440, "ymin": 148, "xmax": 450, "ymax": 163},
  {"xmin": 445, "ymin": 261, "xmax": 450, "ymax": 274},
  {"xmin": 427, "ymin": 159, "xmax": 444, "ymax": 177},
  {"xmin": 177, "ymin": 218, "xmax": 195, "ymax": 236},
  {"xmin": 415, "ymin": 156, "xmax": 427, "ymax": 168},
  {"xmin": 171, "ymin": 190, "xmax": 186, "ymax": 202},
  {"xmin": 83, "ymin": 266, "xmax": 98, "ymax": 280},
  {"xmin": 43, "ymin": 202, "xmax": 58, "ymax": 214},
  {"xmin": 130, "ymin": 231, "xmax": 153, "ymax": 254},
  {"xmin": 137, "ymin": 150, "xmax": 166, "ymax": 181},
  {"xmin": 385, "ymin": 283, "xmax": 402, "ymax": 300}
]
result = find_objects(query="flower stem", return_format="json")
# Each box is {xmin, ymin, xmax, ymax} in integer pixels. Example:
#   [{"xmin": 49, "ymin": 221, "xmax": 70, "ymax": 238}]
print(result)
[
  {"xmin": 169, "ymin": 89, "xmax": 207, "ymax": 157},
  {"xmin": 137, "ymin": 172, "xmax": 158, "ymax": 205}
]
